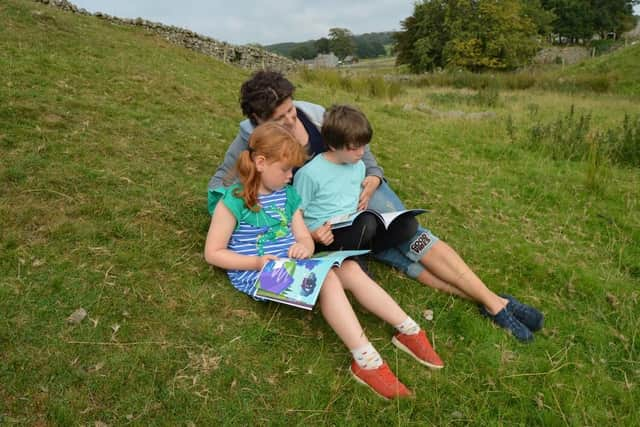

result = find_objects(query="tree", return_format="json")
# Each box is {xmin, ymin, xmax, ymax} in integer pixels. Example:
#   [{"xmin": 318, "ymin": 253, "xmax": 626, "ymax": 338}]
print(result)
[
  {"xmin": 394, "ymin": 0, "xmax": 546, "ymax": 72},
  {"xmin": 394, "ymin": 0, "xmax": 449, "ymax": 72},
  {"xmin": 290, "ymin": 45, "xmax": 317, "ymax": 60},
  {"xmin": 541, "ymin": 0, "xmax": 638, "ymax": 42},
  {"xmin": 541, "ymin": 0, "xmax": 596, "ymax": 42},
  {"xmin": 315, "ymin": 37, "xmax": 330, "ymax": 54},
  {"xmin": 590, "ymin": 0, "xmax": 638, "ymax": 38},
  {"xmin": 446, "ymin": 0, "xmax": 541, "ymax": 71},
  {"xmin": 356, "ymin": 39, "xmax": 386, "ymax": 58},
  {"xmin": 522, "ymin": 0, "xmax": 556, "ymax": 36},
  {"xmin": 328, "ymin": 27, "xmax": 356, "ymax": 60}
]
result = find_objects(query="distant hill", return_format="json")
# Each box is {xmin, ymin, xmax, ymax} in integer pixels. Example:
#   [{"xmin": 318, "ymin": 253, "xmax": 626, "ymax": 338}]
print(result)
[{"xmin": 265, "ymin": 32, "xmax": 395, "ymax": 60}]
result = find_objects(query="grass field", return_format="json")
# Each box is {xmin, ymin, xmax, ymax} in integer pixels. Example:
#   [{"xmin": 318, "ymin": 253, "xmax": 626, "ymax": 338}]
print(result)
[{"xmin": 1, "ymin": 1, "xmax": 639, "ymax": 425}]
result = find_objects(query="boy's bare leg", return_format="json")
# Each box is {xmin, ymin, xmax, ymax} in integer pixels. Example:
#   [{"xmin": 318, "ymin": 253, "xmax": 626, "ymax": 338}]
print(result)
[
  {"xmin": 416, "ymin": 269, "xmax": 473, "ymax": 299},
  {"xmin": 419, "ymin": 241, "xmax": 508, "ymax": 315}
]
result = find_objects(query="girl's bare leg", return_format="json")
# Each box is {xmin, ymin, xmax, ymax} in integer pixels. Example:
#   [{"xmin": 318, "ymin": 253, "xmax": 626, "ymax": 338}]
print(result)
[
  {"xmin": 332, "ymin": 260, "xmax": 408, "ymax": 326},
  {"xmin": 318, "ymin": 269, "xmax": 369, "ymax": 350}
]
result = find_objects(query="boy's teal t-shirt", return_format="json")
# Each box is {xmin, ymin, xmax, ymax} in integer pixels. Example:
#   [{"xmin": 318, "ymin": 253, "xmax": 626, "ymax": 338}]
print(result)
[{"xmin": 293, "ymin": 154, "xmax": 364, "ymax": 231}]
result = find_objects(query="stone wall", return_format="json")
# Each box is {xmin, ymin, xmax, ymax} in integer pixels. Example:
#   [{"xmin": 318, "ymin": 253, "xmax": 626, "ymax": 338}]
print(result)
[
  {"xmin": 623, "ymin": 18, "xmax": 640, "ymax": 40},
  {"xmin": 33, "ymin": 0, "xmax": 296, "ymax": 72},
  {"xmin": 533, "ymin": 46, "xmax": 591, "ymax": 65}
]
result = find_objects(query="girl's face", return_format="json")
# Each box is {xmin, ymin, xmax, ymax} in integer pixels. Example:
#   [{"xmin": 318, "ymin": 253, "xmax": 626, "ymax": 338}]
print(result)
[
  {"xmin": 262, "ymin": 97, "xmax": 297, "ymax": 131},
  {"xmin": 256, "ymin": 158, "xmax": 294, "ymax": 194}
]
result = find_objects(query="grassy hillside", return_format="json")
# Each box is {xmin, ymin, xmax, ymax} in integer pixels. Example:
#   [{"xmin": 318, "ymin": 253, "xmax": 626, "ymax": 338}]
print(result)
[
  {"xmin": 557, "ymin": 42, "xmax": 640, "ymax": 96},
  {"xmin": 1, "ymin": 1, "xmax": 639, "ymax": 425}
]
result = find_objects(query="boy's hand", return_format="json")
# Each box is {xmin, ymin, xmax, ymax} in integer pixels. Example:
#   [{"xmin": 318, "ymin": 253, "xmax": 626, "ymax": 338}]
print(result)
[
  {"xmin": 311, "ymin": 222, "xmax": 334, "ymax": 246},
  {"xmin": 288, "ymin": 243, "xmax": 311, "ymax": 259},
  {"xmin": 358, "ymin": 176, "xmax": 381, "ymax": 211},
  {"xmin": 256, "ymin": 254, "xmax": 278, "ymax": 270}
]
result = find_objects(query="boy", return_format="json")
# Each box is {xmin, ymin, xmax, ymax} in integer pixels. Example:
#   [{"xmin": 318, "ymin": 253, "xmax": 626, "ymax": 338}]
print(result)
[{"xmin": 294, "ymin": 105, "xmax": 418, "ymax": 253}]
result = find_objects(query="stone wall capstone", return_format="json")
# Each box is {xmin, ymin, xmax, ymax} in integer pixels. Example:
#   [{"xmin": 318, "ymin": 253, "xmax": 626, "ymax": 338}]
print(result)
[{"xmin": 33, "ymin": 0, "xmax": 296, "ymax": 72}]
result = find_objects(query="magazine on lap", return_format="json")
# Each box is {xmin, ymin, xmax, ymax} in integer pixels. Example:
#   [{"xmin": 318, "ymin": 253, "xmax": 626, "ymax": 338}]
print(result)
[
  {"xmin": 329, "ymin": 209, "xmax": 428, "ymax": 230},
  {"xmin": 253, "ymin": 250, "xmax": 369, "ymax": 310}
]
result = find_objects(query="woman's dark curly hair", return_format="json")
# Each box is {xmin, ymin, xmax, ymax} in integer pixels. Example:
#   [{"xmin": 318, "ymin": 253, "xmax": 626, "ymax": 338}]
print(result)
[{"xmin": 240, "ymin": 70, "xmax": 295, "ymax": 125}]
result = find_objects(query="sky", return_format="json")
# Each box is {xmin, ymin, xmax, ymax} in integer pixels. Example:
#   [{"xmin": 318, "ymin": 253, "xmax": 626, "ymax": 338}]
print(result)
[{"xmin": 69, "ymin": 1, "xmax": 415, "ymax": 46}]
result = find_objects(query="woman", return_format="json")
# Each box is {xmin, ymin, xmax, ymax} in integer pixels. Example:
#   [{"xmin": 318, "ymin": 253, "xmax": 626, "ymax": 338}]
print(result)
[{"xmin": 207, "ymin": 70, "xmax": 543, "ymax": 342}]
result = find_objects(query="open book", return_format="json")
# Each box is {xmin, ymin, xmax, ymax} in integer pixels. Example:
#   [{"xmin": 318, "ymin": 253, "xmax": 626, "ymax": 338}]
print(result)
[
  {"xmin": 329, "ymin": 209, "xmax": 428, "ymax": 230},
  {"xmin": 253, "ymin": 250, "xmax": 369, "ymax": 310}
]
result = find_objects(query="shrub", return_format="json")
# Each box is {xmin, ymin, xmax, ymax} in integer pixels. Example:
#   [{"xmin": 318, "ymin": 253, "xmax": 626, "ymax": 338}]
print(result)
[
  {"xmin": 599, "ymin": 114, "xmax": 640, "ymax": 168},
  {"xmin": 523, "ymin": 105, "xmax": 591, "ymax": 161},
  {"xmin": 519, "ymin": 106, "xmax": 639, "ymax": 169}
]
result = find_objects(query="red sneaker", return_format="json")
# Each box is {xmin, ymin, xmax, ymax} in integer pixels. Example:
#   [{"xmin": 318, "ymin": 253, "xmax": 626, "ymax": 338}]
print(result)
[
  {"xmin": 392, "ymin": 330, "xmax": 444, "ymax": 369},
  {"xmin": 350, "ymin": 361, "xmax": 412, "ymax": 400}
]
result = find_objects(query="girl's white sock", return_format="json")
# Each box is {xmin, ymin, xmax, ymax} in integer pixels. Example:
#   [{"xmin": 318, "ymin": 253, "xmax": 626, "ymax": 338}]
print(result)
[
  {"xmin": 395, "ymin": 316, "xmax": 420, "ymax": 335},
  {"xmin": 351, "ymin": 342, "xmax": 383, "ymax": 370}
]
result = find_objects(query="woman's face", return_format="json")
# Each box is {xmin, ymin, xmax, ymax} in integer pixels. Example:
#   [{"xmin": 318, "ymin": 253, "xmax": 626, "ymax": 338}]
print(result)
[{"xmin": 262, "ymin": 97, "xmax": 297, "ymax": 131}]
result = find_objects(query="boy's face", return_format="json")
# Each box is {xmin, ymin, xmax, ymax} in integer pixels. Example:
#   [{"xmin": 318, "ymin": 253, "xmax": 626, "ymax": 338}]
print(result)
[{"xmin": 329, "ymin": 144, "xmax": 366, "ymax": 164}]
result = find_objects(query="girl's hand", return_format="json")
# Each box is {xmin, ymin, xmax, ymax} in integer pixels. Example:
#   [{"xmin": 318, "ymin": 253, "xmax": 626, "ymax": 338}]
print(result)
[
  {"xmin": 256, "ymin": 254, "xmax": 279, "ymax": 270},
  {"xmin": 311, "ymin": 222, "xmax": 334, "ymax": 246},
  {"xmin": 288, "ymin": 243, "xmax": 311, "ymax": 259},
  {"xmin": 358, "ymin": 176, "xmax": 382, "ymax": 211}
]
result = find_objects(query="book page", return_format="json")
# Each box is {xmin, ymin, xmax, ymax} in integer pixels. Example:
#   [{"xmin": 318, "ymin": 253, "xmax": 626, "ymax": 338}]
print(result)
[
  {"xmin": 378, "ymin": 209, "xmax": 427, "ymax": 228},
  {"xmin": 254, "ymin": 250, "xmax": 369, "ymax": 309},
  {"xmin": 328, "ymin": 212, "xmax": 358, "ymax": 227}
]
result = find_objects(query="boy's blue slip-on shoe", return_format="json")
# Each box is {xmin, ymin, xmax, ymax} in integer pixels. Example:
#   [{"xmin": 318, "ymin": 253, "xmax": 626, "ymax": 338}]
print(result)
[
  {"xmin": 480, "ymin": 306, "xmax": 534, "ymax": 343},
  {"xmin": 500, "ymin": 294, "xmax": 544, "ymax": 332}
]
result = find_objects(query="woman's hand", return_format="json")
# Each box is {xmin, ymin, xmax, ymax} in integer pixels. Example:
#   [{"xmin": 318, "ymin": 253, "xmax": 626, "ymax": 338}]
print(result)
[
  {"xmin": 256, "ymin": 254, "xmax": 279, "ymax": 270},
  {"xmin": 288, "ymin": 243, "xmax": 312, "ymax": 259},
  {"xmin": 358, "ymin": 176, "xmax": 382, "ymax": 211},
  {"xmin": 310, "ymin": 222, "xmax": 334, "ymax": 246}
]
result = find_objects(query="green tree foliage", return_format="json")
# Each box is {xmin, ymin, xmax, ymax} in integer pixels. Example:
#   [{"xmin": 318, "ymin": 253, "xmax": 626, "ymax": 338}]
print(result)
[
  {"xmin": 541, "ymin": 0, "xmax": 638, "ymax": 42},
  {"xmin": 265, "ymin": 33, "xmax": 393, "ymax": 60},
  {"xmin": 522, "ymin": 0, "xmax": 556, "ymax": 35},
  {"xmin": 315, "ymin": 37, "xmax": 330, "ymax": 54},
  {"xmin": 356, "ymin": 39, "xmax": 386, "ymax": 58},
  {"xmin": 290, "ymin": 44, "xmax": 317, "ymax": 60},
  {"xmin": 591, "ymin": 0, "xmax": 632, "ymax": 37},
  {"xmin": 328, "ymin": 27, "xmax": 356, "ymax": 60},
  {"xmin": 395, "ymin": 0, "xmax": 546, "ymax": 72},
  {"xmin": 541, "ymin": 0, "xmax": 597, "ymax": 42},
  {"xmin": 394, "ymin": 0, "xmax": 449, "ymax": 72}
]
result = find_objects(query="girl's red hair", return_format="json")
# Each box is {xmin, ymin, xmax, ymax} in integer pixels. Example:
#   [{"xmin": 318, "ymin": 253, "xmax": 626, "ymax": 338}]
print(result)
[{"xmin": 235, "ymin": 122, "xmax": 307, "ymax": 210}]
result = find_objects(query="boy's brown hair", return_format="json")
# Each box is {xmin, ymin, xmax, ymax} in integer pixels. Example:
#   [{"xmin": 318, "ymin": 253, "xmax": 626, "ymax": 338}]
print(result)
[{"xmin": 321, "ymin": 104, "xmax": 372, "ymax": 150}]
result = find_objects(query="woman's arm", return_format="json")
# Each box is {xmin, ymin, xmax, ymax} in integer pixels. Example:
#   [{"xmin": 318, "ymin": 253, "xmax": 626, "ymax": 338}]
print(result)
[
  {"xmin": 361, "ymin": 144, "xmax": 384, "ymax": 180},
  {"xmin": 207, "ymin": 124, "xmax": 252, "ymax": 191},
  {"xmin": 204, "ymin": 202, "xmax": 276, "ymax": 270},
  {"xmin": 288, "ymin": 210, "xmax": 314, "ymax": 258}
]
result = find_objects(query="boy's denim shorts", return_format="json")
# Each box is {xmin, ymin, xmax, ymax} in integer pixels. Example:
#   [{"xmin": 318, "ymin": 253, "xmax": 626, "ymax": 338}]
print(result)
[{"xmin": 368, "ymin": 180, "xmax": 440, "ymax": 279}]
